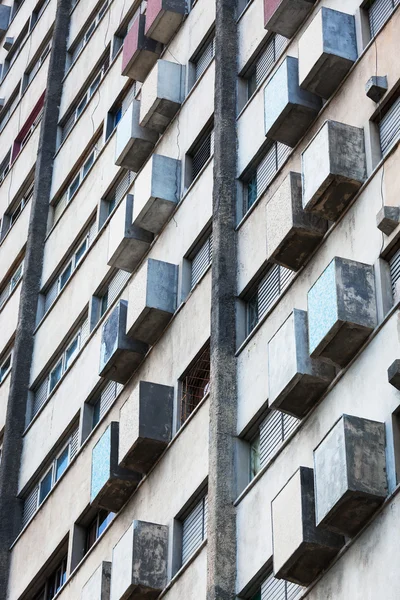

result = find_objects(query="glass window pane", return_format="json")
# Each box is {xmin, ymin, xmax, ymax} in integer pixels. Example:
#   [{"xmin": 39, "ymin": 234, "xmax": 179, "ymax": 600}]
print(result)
[
  {"xmin": 97, "ymin": 510, "xmax": 114, "ymax": 536},
  {"xmin": 89, "ymin": 74, "xmax": 102, "ymax": 98},
  {"xmin": 55, "ymin": 446, "xmax": 69, "ymax": 481},
  {"xmin": 100, "ymin": 291, "xmax": 108, "ymax": 317},
  {"xmin": 250, "ymin": 435, "xmax": 260, "ymax": 480},
  {"xmin": 74, "ymin": 240, "xmax": 87, "ymax": 266},
  {"xmin": 49, "ymin": 360, "xmax": 63, "ymax": 392},
  {"xmin": 65, "ymin": 336, "xmax": 79, "ymax": 369},
  {"xmin": 59, "ymin": 262, "xmax": 72, "ymax": 290},
  {"xmin": 39, "ymin": 469, "xmax": 52, "ymax": 504},
  {"xmin": 83, "ymin": 153, "xmax": 95, "ymax": 178},
  {"xmin": 247, "ymin": 70, "xmax": 257, "ymax": 99},
  {"xmin": 76, "ymin": 97, "xmax": 87, "ymax": 118},
  {"xmin": 68, "ymin": 175, "xmax": 80, "ymax": 200}
]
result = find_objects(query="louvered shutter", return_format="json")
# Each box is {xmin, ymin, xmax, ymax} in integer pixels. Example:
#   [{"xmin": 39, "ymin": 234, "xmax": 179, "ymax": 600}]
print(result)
[
  {"xmin": 80, "ymin": 316, "xmax": 90, "ymax": 345},
  {"xmin": 122, "ymin": 84, "xmax": 137, "ymax": 115},
  {"xmin": 22, "ymin": 485, "xmax": 39, "ymax": 527},
  {"xmin": 256, "ymin": 143, "xmax": 278, "ymax": 198},
  {"xmin": 194, "ymin": 38, "xmax": 215, "ymax": 82},
  {"xmin": 114, "ymin": 170, "xmax": 134, "ymax": 204},
  {"xmin": 107, "ymin": 270, "xmax": 131, "ymax": 307},
  {"xmin": 389, "ymin": 247, "xmax": 400, "ymax": 296},
  {"xmin": 61, "ymin": 112, "xmax": 76, "ymax": 142},
  {"xmin": 261, "ymin": 570, "xmax": 302, "ymax": 600},
  {"xmin": 368, "ymin": 0, "xmax": 398, "ymax": 38},
  {"xmin": 98, "ymin": 381, "xmax": 120, "ymax": 420},
  {"xmin": 379, "ymin": 96, "xmax": 400, "ymax": 157},
  {"xmin": 276, "ymin": 142, "xmax": 291, "ymax": 169},
  {"xmin": 258, "ymin": 265, "xmax": 294, "ymax": 322},
  {"xmin": 192, "ymin": 130, "xmax": 213, "ymax": 180},
  {"xmin": 191, "ymin": 234, "xmax": 213, "ymax": 289},
  {"xmin": 32, "ymin": 378, "xmax": 49, "ymax": 419},
  {"xmin": 260, "ymin": 412, "xmax": 298, "ymax": 468},
  {"xmin": 182, "ymin": 495, "xmax": 208, "ymax": 565},
  {"xmin": 44, "ymin": 279, "xmax": 59, "ymax": 313},
  {"xmin": 256, "ymin": 38, "xmax": 275, "ymax": 87},
  {"xmin": 69, "ymin": 426, "xmax": 80, "ymax": 460},
  {"xmin": 88, "ymin": 219, "xmax": 97, "ymax": 246}
]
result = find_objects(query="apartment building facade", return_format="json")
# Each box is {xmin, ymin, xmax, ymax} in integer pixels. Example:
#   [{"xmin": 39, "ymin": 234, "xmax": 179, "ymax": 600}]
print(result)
[{"xmin": 0, "ymin": 0, "xmax": 399, "ymax": 598}]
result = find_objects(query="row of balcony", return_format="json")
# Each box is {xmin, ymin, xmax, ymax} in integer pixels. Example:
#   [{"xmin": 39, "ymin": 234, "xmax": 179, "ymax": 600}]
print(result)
[{"xmin": 272, "ymin": 413, "xmax": 387, "ymax": 586}]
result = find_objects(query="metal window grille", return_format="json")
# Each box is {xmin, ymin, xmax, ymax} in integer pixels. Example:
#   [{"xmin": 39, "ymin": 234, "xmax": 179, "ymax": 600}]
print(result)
[
  {"xmin": 259, "ymin": 412, "xmax": 299, "ymax": 468},
  {"xmin": 180, "ymin": 344, "xmax": 210, "ymax": 424},
  {"xmin": 191, "ymin": 234, "xmax": 213, "ymax": 289},
  {"xmin": 194, "ymin": 37, "xmax": 215, "ymax": 82},
  {"xmin": 379, "ymin": 95, "xmax": 400, "ymax": 157},
  {"xmin": 244, "ymin": 142, "xmax": 290, "ymax": 214},
  {"xmin": 191, "ymin": 130, "xmax": 214, "ymax": 181},
  {"xmin": 368, "ymin": 0, "xmax": 399, "ymax": 38},
  {"xmin": 22, "ymin": 484, "xmax": 39, "ymax": 527},
  {"xmin": 247, "ymin": 265, "xmax": 294, "ymax": 334},
  {"xmin": 389, "ymin": 246, "xmax": 400, "ymax": 297},
  {"xmin": 261, "ymin": 569, "xmax": 302, "ymax": 600},
  {"xmin": 181, "ymin": 495, "xmax": 208, "ymax": 565},
  {"xmin": 107, "ymin": 270, "xmax": 131, "ymax": 308}
]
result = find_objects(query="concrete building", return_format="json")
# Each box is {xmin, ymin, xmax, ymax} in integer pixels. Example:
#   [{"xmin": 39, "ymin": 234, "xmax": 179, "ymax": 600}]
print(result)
[{"xmin": 0, "ymin": 0, "xmax": 399, "ymax": 598}]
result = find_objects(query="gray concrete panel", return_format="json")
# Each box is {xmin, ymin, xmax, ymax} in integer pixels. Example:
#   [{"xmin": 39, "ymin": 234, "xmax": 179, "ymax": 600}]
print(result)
[
  {"xmin": 81, "ymin": 562, "xmax": 112, "ymax": 600},
  {"xmin": 140, "ymin": 60, "xmax": 183, "ymax": 133},
  {"xmin": 264, "ymin": 0, "xmax": 316, "ymax": 39},
  {"xmin": 145, "ymin": 0, "xmax": 186, "ymax": 44},
  {"xmin": 121, "ymin": 14, "xmax": 162, "ymax": 82},
  {"xmin": 115, "ymin": 100, "xmax": 159, "ymax": 172}
]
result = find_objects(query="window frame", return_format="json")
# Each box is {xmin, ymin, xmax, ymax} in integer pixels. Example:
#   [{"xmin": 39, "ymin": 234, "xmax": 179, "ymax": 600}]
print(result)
[
  {"xmin": 67, "ymin": 0, "xmax": 110, "ymax": 70},
  {"xmin": 0, "ymin": 351, "xmax": 12, "ymax": 384}
]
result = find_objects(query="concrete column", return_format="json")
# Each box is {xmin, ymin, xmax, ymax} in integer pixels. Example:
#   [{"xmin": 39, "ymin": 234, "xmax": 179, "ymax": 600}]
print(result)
[
  {"xmin": 207, "ymin": 0, "xmax": 238, "ymax": 598},
  {"xmin": 0, "ymin": 1, "xmax": 72, "ymax": 597}
]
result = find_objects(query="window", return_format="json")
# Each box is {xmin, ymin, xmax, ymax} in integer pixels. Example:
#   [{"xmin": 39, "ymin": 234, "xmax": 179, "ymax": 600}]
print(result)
[
  {"xmin": 31, "ymin": 0, "xmax": 50, "ymax": 29},
  {"xmin": 23, "ymin": 38, "xmax": 52, "ymax": 90},
  {"xmin": 0, "ymin": 85, "xmax": 20, "ymax": 133},
  {"xmin": 242, "ymin": 141, "xmax": 290, "ymax": 215},
  {"xmin": 22, "ymin": 426, "xmax": 79, "ymax": 527},
  {"xmin": 250, "ymin": 412, "xmax": 299, "ymax": 480},
  {"xmin": 252, "ymin": 568, "xmax": 302, "ymax": 600},
  {"xmin": 53, "ymin": 135, "xmax": 103, "ymax": 225},
  {"xmin": 34, "ymin": 555, "xmax": 68, "ymax": 600},
  {"xmin": 1, "ymin": 181, "xmax": 34, "ymax": 240},
  {"xmin": 60, "ymin": 55, "xmax": 110, "ymax": 143},
  {"xmin": 41, "ymin": 220, "xmax": 97, "ymax": 316},
  {"xmin": 67, "ymin": 0, "xmax": 109, "ymax": 68},
  {"xmin": 105, "ymin": 83, "xmax": 137, "ymax": 140},
  {"xmin": 100, "ymin": 170, "xmax": 135, "ymax": 226},
  {"xmin": 181, "ymin": 495, "xmax": 208, "ymax": 566},
  {"xmin": 246, "ymin": 265, "xmax": 293, "ymax": 335},
  {"xmin": 244, "ymin": 34, "xmax": 288, "ymax": 102},
  {"xmin": 187, "ymin": 128, "xmax": 214, "ymax": 184},
  {"xmin": 367, "ymin": 0, "xmax": 399, "ymax": 38},
  {"xmin": 12, "ymin": 93, "xmax": 45, "ymax": 161},
  {"xmin": 192, "ymin": 36, "xmax": 215, "ymax": 85},
  {"xmin": 180, "ymin": 343, "xmax": 210, "ymax": 425},
  {"xmin": 92, "ymin": 269, "xmax": 130, "ymax": 328},
  {"xmin": 190, "ymin": 234, "xmax": 213, "ymax": 290},
  {"xmin": 389, "ymin": 245, "xmax": 400, "ymax": 299},
  {"xmin": 12, "ymin": 0, "xmax": 25, "ymax": 18},
  {"xmin": 0, "ymin": 351, "xmax": 12, "ymax": 384},
  {"xmin": 86, "ymin": 510, "xmax": 115, "ymax": 552},
  {"xmin": 31, "ymin": 317, "xmax": 90, "ymax": 419},
  {"xmin": 90, "ymin": 381, "xmax": 123, "ymax": 432},
  {"xmin": 0, "ymin": 151, "xmax": 11, "ymax": 185},
  {"xmin": 379, "ymin": 94, "xmax": 400, "ymax": 157},
  {"xmin": 0, "ymin": 261, "xmax": 24, "ymax": 310},
  {"xmin": 2, "ymin": 20, "xmax": 29, "ymax": 77}
]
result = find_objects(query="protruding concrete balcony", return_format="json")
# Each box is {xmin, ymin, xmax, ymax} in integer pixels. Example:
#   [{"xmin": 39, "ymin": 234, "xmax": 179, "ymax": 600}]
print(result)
[
  {"xmin": 0, "ymin": 5, "xmax": 10, "ymax": 37},
  {"xmin": 115, "ymin": 100, "xmax": 159, "ymax": 172},
  {"xmin": 266, "ymin": 172, "xmax": 327, "ymax": 271},
  {"xmin": 264, "ymin": 57, "xmax": 322, "ymax": 147},
  {"xmin": 388, "ymin": 359, "xmax": 400, "ymax": 390},
  {"xmin": 272, "ymin": 467, "xmax": 344, "ymax": 586},
  {"xmin": 268, "ymin": 309, "xmax": 335, "ymax": 418},
  {"xmin": 308, "ymin": 257, "xmax": 377, "ymax": 368},
  {"xmin": 99, "ymin": 301, "xmax": 149, "ymax": 385},
  {"xmin": 133, "ymin": 155, "xmax": 181, "ymax": 234},
  {"xmin": 110, "ymin": 520, "xmax": 168, "ymax": 600},
  {"xmin": 121, "ymin": 14, "xmax": 162, "ymax": 82},
  {"xmin": 145, "ymin": 0, "xmax": 186, "ymax": 44},
  {"xmin": 302, "ymin": 120, "xmax": 367, "ymax": 221},
  {"xmin": 119, "ymin": 381, "xmax": 174, "ymax": 473},
  {"xmin": 298, "ymin": 8, "xmax": 357, "ymax": 99},
  {"xmin": 264, "ymin": 0, "xmax": 316, "ymax": 38},
  {"xmin": 107, "ymin": 195, "xmax": 154, "ymax": 273},
  {"xmin": 140, "ymin": 60, "xmax": 183, "ymax": 134},
  {"xmin": 81, "ymin": 562, "xmax": 111, "ymax": 600},
  {"xmin": 314, "ymin": 415, "xmax": 387, "ymax": 537},
  {"xmin": 126, "ymin": 259, "xmax": 178, "ymax": 345},
  {"xmin": 90, "ymin": 423, "xmax": 141, "ymax": 512}
]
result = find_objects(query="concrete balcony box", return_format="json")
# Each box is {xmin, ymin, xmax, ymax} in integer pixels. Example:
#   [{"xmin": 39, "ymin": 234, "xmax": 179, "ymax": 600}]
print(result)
[
  {"xmin": 110, "ymin": 520, "xmax": 168, "ymax": 600},
  {"xmin": 266, "ymin": 171, "xmax": 327, "ymax": 271},
  {"xmin": 99, "ymin": 301, "xmax": 149, "ymax": 385},
  {"xmin": 122, "ymin": 14, "xmax": 162, "ymax": 82},
  {"xmin": 264, "ymin": 57, "xmax": 322, "ymax": 148},
  {"xmin": 140, "ymin": 60, "xmax": 183, "ymax": 134},
  {"xmin": 115, "ymin": 100, "xmax": 159, "ymax": 172},
  {"xmin": 388, "ymin": 359, "xmax": 400, "ymax": 390},
  {"xmin": 126, "ymin": 259, "xmax": 178, "ymax": 345},
  {"xmin": 314, "ymin": 415, "xmax": 387, "ymax": 537},
  {"xmin": 133, "ymin": 155, "xmax": 181, "ymax": 234},
  {"xmin": 119, "ymin": 381, "xmax": 174, "ymax": 473},
  {"xmin": 308, "ymin": 257, "xmax": 377, "ymax": 368},
  {"xmin": 365, "ymin": 75, "xmax": 388, "ymax": 103},
  {"xmin": 0, "ymin": 5, "xmax": 10, "ymax": 37},
  {"xmin": 298, "ymin": 8, "xmax": 357, "ymax": 99},
  {"xmin": 376, "ymin": 205, "xmax": 400, "ymax": 236},
  {"xmin": 272, "ymin": 467, "xmax": 344, "ymax": 586},
  {"xmin": 90, "ymin": 423, "xmax": 141, "ymax": 512},
  {"xmin": 107, "ymin": 195, "xmax": 154, "ymax": 273},
  {"xmin": 81, "ymin": 562, "xmax": 111, "ymax": 600},
  {"xmin": 302, "ymin": 120, "xmax": 367, "ymax": 221},
  {"xmin": 264, "ymin": 0, "xmax": 316, "ymax": 38},
  {"xmin": 268, "ymin": 309, "xmax": 335, "ymax": 418},
  {"xmin": 145, "ymin": 0, "xmax": 186, "ymax": 44}
]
